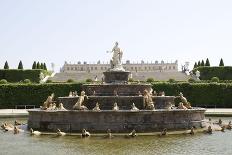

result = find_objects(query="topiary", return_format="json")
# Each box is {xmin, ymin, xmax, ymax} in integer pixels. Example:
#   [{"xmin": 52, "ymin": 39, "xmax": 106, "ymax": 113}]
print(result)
[
  {"xmin": 0, "ymin": 79, "xmax": 8, "ymax": 84},
  {"xmin": 168, "ymin": 78, "xmax": 176, "ymax": 83},
  {"xmin": 128, "ymin": 78, "xmax": 134, "ymax": 82},
  {"xmin": 146, "ymin": 77, "xmax": 155, "ymax": 83},
  {"xmin": 67, "ymin": 79, "xmax": 75, "ymax": 83},
  {"xmin": 85, "ymin": 79, "xmax": 93, "ymax": 83},
  {"xmin": 211, "ymin": 77, "xmax": 219, "ymax": 83},
  {"xmin": 23, "ymin": 79, "xmax": 31, "ymax": 84},
  {"xmin": 188, "ymin": 78, "xmax": 196, "ymax": 83},
  {"xmin": 46, "ymin": 79, "xmax": 52, "ymax": 83}
]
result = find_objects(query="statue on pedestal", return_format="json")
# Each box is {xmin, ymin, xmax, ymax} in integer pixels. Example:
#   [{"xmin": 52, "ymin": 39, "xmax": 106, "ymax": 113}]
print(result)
[{"xmin": 107, "ymin": 42, "xmax": 125, "ymax": 71}]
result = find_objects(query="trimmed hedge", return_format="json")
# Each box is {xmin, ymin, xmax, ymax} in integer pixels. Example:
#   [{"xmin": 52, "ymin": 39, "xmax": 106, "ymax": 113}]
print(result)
[
  {"xmin": 0, "ymin": 69, "xmax": 44, "ymax": 83},
  {"xmin": 152, "ymin": 82, "xmax": 232, "ymax": 108},
  {"xmin": 0, "ymin": 83, "xmax": 82, "ymax": 108},
  {"xmin": 193, "ymin": 66, "xmax": 232, "ymax": 80},
  {"xmin": 0, "ymin": 82, "xmax": 232, "ymax": 108}
]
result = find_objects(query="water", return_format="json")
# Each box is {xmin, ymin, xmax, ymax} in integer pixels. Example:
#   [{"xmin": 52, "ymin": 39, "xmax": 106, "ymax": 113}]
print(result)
[{"xmin": 0, "ymin": 117, "xmax": 232, "ymax": 155}]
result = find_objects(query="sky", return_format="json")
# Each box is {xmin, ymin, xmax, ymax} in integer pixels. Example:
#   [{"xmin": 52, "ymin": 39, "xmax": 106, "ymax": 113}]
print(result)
[{"xmin": 0, "ymin": 0, "xmax": 232, "ymax": 72}]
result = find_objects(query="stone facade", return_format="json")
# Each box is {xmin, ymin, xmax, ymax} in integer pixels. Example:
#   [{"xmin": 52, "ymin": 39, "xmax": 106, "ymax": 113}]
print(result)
[{"xmin": 60, "ymin": 60, "xmax": 178, "ymax": 73}]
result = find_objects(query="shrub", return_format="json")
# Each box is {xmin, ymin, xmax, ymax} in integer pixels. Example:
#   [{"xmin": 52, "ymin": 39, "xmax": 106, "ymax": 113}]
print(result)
[
  {"xmin": 128, "ymin": 78, "xmax": 134, "ymax": 82},
  {"xmin": 193, "ymin": 66, "xmax": 232, "ymax": 80},
  {"xmin": 168, "ymin": 78, "xmax": 176, "ymax": 83},
  {"xmin": 67, "ymin": 79, "xmax": 75, "ymax": 83},
  {"xmin": 23, "ymin": 79, "xmax": 31, "ymax": 84},
  {"xmin": 188, "ymin": 78, "xmax": 196, "ymax": 83},
  {"xmin": 146, "ymin": 78, "xmax": 155, "ymax": 83},
  {"xmin": 46, "ymin": 79, "xmax": 52, "ymax": 83},
  {"xmin": 18, "ymin": 61, "xmax": 23, "ymax": 69},
  {"xmin": 0, "ymin": 79, "xmax": 7, "ymax": 84},
  {"xmin": 0, "ymin": 69, "xmax": 43, "ymax": 83},
  {"xmin": 85, "ymin": 79, "xmax": 93, "ymax": 83},
  {"xmin": 4, "ymin": 61, "xmax": 9, "ymax": 69},
  {"xmin": 211, "ymin": 77, "xmax": 219, "ymax": 83}
]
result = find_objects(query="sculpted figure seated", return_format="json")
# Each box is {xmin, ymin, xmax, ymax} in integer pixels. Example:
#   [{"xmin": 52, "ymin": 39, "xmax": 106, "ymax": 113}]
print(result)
[
  {"xmin": 40, "ymin": 93, "xmax": 55, "ymax": 110},
  {"xmin": 73, "ymin": 91, "xmax": 88, "ymax": 110},
  {"xmin": 178, "ymin": 102, "xmax": 188, "ymax": 110},
  {"xmin": 131, "ymin": 103, "xmax": 139, "ymax": 111},
  {"xmin": 57, "ymin": 103, "xmax": 67, "ymax": 111},
  {"xmin": 179, "ymin": 92, "xmax": 192, "ymax": 109},
  {"xmin": 92, "ymin": 102, "xmax": 101, "ymax": 111},
  {"xmin": 112, "ymin": 102, "xmax": 119, "ymax": 111},
  {"xmin": 143, "ymin": 90, "xmax": 155, "ymax": 110}
]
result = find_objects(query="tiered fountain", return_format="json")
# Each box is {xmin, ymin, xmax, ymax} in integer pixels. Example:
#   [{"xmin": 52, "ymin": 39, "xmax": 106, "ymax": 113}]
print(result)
[{"xmin": 28, "ymin": 42, "xmax": 206, "ymax": 133}]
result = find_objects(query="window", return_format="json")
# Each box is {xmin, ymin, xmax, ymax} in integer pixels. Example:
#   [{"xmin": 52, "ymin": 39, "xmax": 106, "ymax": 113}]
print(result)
[
  {"xmin": 173, "ymin": 66, "xmax": 175, "ymax": 69},
  {"xmin": 67, "ymin": 67, "xmax": 69, "ymax": 70},
  {"xmin": 95, "ymin": 67, "xmax": 97, "ymax": 70}
]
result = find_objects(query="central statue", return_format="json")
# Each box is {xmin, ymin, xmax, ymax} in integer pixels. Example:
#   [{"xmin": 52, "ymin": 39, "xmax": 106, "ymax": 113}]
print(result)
[{"xmin": 107, "ymin": 42, "xmax": 125, "ymax": 71}]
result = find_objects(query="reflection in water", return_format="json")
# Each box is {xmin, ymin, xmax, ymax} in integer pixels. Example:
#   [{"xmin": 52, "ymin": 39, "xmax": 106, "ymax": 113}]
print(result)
[{"xmin": 0, "ymin": 117, "xmax": 232, "ymax": 155}]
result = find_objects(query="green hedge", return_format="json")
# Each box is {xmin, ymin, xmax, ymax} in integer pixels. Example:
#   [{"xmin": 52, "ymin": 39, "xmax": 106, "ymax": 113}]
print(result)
[
  {"xmin": 0, "ymin": 82, "xmax": 232, "ymax": 108},
  {"xmin": 152, "ymin": 82, "xmax": 232, "ymax": 108},
  {"xmin": 193, "ymin": 66, "xmax": 232, "ymax": 80},
  {"xmin": 0, "ymin": 83, "xmax": 82, "ymax": 108},
  {"xmin": 0, "ymin": 69, "xmax": 44, "ymax": 83}
]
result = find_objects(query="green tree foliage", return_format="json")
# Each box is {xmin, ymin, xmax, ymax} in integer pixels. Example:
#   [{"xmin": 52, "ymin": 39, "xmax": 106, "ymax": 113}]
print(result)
[
  {"xmin": 23, "ymin": 79, "xmax": 31, "ymax": 84},
  {"xmin": 43, "ymin": 63, "xmax": 47, "ymax": 70},
  {"xmin": 67, "ymin": 79, "xmax": 75, "ymax": 83},
  {"xmin": 168, "ymin": 78, "xmax": 176, "ymax": 83},
  {"xmin": 219, "ymin": 58, "xmax": 224, "ymax": 66},
  {"xmin": 200, "ymin": 60, "xmax": 205, "ymax": 66},
  {"xmin": 146, "ymin": 77, "xmax": 155, "ymax": 83},
  {"xmin": 32, "ymin": 61, "xmax": 37, "ymax": 69},
  {"xmin": 197, "ymin": 61, "xmax": 201, "ymax": 67},
  {"xmin": 211, "ymin": 77, "xmax": 219, "ymax": 83},
  {"xmin": 4, "ymin": 61, "xmax": 9, "ymax": 69},
  {"xmin": 205, "ymin": 58, "xmax": 210, "ymax": 66},
  {"xmin": 193, "ymin": 62, "xmax": 198, "ymax": 69},
  {"xmin": 40, "ymin": 63, "xmax": 44, "ymax": 69},
  {"xmin": 36, "ymin": 62, "xmax": 41, "ymax": 69},
  {"xmin": 18, "ymin": 60, "xmax": 23, "ymax": 69},
  {"xmin": 0, "ymin": 79, "xmax": 7, "ymax": 84},
  {"xmin": 85, "ymin": 79, "xmax": 93, "ymax": 83}
]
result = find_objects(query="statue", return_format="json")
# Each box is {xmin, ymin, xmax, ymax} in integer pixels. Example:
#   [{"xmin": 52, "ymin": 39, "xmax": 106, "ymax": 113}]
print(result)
[
  {"xmin": 92, "ymin": 102, "xmax": 101, "ymax": 111},
  {"xmin": 112, "ymin": 102, "xmax": 119, "ymax": 111},
  {"xmin": 40, "ymin": 93, "xmax": 55, "ymax": 110},
  {"xmin": 113, "ymin": 90, "xmax": 118, "ymax": 96},
  {"xmin": 57, "ymin": 103, "xmax": 67, "ymax": 111},
  {"xmin": 68, "ymin": 91, "xmax": 73, "ymax": 97},
  {"xmin": 179, "ymin": 92, "xmax": 192, "ymax": 109},
  {"xmin": 178, "ymin": 102, "xmax": 187, "ymax": 110},
  {"xmin": 107, "ymin": 42, "xmax": 125, "ymax": 71},
  {"xmin": 143, "ymin": 90, "xmax": 155, "ymax": 110},
  {"xmin": 73, "ymin": 91, "xmax": 88, "ymax": 110},
  {"xmin": 131, "ymin": 103, "xmax": 139, "ymax": 111}
]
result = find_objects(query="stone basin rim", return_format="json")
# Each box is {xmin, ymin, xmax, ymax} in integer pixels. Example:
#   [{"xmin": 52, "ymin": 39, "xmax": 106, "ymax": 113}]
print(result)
[{"xmin": 28, "ymin": 108, "xmax": 206, "ymax": 113}]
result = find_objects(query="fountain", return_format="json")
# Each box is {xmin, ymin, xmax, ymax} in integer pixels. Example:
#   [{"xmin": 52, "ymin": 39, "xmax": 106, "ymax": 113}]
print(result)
[{"xmin": 28, "ymin": 42, "xmax": 206, "ymax": 133}]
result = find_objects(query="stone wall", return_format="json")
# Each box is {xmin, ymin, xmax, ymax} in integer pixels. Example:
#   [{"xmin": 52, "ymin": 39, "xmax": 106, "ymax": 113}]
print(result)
[{"xmin": 28, "ymin": 109, "xmax": 206, "ymax": 133}]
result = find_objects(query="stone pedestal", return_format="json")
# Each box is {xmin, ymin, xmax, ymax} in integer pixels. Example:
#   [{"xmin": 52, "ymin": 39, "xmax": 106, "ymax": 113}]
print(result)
[{"xmin": 103, "ymin": 71, "xmax": 130, "ymax": 83}]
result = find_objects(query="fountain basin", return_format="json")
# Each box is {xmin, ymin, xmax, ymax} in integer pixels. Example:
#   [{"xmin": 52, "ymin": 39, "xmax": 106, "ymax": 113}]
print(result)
[
  {"xmin": 28, "ymin": 108, "xmax": 206, "ymax": 133},
  {"xmin": 58, "ymin": 96, "xmax": 175, "ymax": 110}
]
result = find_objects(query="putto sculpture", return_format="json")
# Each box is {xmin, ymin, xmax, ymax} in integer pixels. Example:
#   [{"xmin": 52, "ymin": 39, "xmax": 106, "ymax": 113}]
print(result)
[
  {"xmin": 179, "ymin": 92, "xmax": 192, "ymax": 109},
  {"xmin": 73, "ymin": 91, "xmax": 88, "ymax": 110},
  {"xmin": 92, "ymin": 102, "xmax": 101, "ymax": 111},
  {"xmin": 143, "ymin": 90, "xmax": 155, "ymax": 110},
  {"xmin": 40, "ymin": 93, "xmax": 55, "ymax": 110}
]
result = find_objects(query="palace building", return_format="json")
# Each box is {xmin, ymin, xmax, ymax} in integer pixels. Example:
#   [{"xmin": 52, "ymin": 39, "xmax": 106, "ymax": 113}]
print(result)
[{"xmin": 60, "ymin": 60, "xmax": 178, "ymax": 73}]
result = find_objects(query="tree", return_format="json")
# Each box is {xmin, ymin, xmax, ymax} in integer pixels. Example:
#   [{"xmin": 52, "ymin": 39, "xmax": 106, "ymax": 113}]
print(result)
[
  {"xmin": 205, "ymin": 58, "xmax": 210, "ymax": 66},
  {"xmin": 36, "ymin": 62, "xmax": 41, "ymax": 69},
  {"xmin": 193, "ymin": 62, "xmax": 198, "ymax": 69},
  {"xmin": 43, "ymin": 63, "xmax": 47, "ymax": 70},
  {"xmin": 4, "ymin": 61, "xmax": 9, "ymax": 69},
  {"xmin": 219, "ymin": 58, "xmax": 224, "ymax": 66},
  {"xmin": 18, "ymin": 60, "xmax": 23, "ymax": 69},
  {"xmin": 32, "ymin": 61, "xmax": 37, "ymax": 69},
  {"xmin": 200, "ymin": 60, "xmax": 205, "ymax": 66},
  {"xmin": 197, "ymin": 61, "xmax": 201, "ymax": 67},
  {"xmin": 40, "ymin": 63, "xmax": 44, "ymax": 69}
]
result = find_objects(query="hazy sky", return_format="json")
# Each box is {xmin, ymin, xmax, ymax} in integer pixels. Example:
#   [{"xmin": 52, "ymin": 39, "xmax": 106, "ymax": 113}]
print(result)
[{"xmin": 1, "ymin": 0, "xmax": 232, "ymax": 71}]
